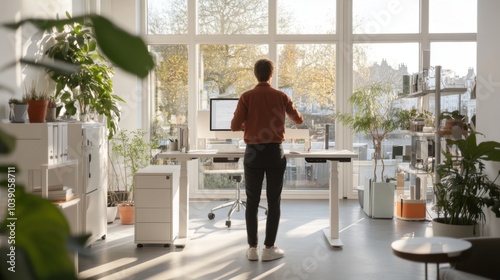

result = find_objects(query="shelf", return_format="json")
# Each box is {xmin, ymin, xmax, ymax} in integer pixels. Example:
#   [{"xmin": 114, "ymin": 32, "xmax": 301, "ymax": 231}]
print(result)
[{"xmin": 398, "ymin": 87, "xmax": 468, "ymax": 98}]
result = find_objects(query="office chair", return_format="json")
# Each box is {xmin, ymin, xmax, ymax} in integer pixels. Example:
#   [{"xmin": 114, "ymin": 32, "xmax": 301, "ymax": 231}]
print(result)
[{"xmin": 208, "ymin": 173, "xmax": 267, "ymax": 228}]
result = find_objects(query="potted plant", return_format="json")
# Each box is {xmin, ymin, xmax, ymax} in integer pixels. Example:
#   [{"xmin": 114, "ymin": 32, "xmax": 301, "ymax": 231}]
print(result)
[
  {"xmin": 433, "ymin": 130, "xmax": 500, "ymax": 237},
  {"xmin": 440, "ymin": 110, "xmax": 468, "ymax": 136},
  {"xmin": 8, "ymin": 98, "xmax": 29, "ymax": 123},
  {"xmin": 23, "ymin": 81, "xmax": 49, "ymax": 123},
  {"xmin": 336, "ymin": 82, "xmax": 403, "ymax": 182},
  {"xmin": 44, "ymin": 12, "xmax": 124, "ymax": 138},
  {"xmin": 110, "ymin": 129, "xmax": 158, "ymax": 224},
  {"xmin": 336, "ymin": 82, "xmax": 404, "ymax": 217},
  {"xmin": 45, "ymin": 96, "xmax": 58, "ymax": 122}
]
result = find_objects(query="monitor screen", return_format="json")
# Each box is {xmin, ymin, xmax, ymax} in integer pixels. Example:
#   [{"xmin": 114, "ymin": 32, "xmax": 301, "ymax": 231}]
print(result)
[{"xmin": 210, "ymin": 98, "xmax": 239, "ymax": 131}]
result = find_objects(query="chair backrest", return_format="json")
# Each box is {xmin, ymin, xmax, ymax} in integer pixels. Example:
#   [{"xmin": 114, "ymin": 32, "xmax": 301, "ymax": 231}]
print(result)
[{"xmin": 452, "ymin": 237, "xmax": 500, "ymax": 279}]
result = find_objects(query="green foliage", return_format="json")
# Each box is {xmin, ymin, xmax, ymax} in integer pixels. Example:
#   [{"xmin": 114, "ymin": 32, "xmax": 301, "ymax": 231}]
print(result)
[
  {"xmin": 4, "ymin": 12, "xmax": 154, "ymax": 139},
  {"xmin": 111, "ymin": 130, "xmax": 159, "ymax": 204},
  {"xmin": 44, "ymin": 12, "xmax": 123, "ymax": 139},
  {"xmin": 8, "ymin": 98, "xmax": 25, "ymax": 105},
  {"xmin": 0, "ymin": 187, "xmax": 89, "ymax": 280},
  {"xmin": 4, "ymin": 14, "xmax": 154, "ymax": 78},
  {"xmin": 435, "ymin": 130, "xmax": 500, "ymax": 225},
  {"xmin": 335, "ymin": 82, "xmax": 402, "ymax": 182}
]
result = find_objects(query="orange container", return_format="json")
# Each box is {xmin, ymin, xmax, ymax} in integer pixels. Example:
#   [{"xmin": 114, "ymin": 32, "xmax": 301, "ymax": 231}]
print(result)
[{"xmin": 396, "ymin": 199, "xmax": 426, "ymax": 221}]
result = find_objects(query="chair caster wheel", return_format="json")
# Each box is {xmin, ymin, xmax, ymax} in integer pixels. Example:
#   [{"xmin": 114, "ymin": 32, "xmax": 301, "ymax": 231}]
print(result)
[
  {"xmin": 225, "ymin": 220, "xmax": 231, "ymax": 227},
  {"xmin": 208, "ymin": 213, "xmax": 215, "ymax": 220},
  {"xmin": 137, "ymin": 244, "xmax": 143, "ymax": 248}
]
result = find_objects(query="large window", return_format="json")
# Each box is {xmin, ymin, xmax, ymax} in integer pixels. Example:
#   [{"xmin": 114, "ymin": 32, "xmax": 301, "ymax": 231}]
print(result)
[{"xmin": 144, "ymin": 0, "xmax": 477, "ymax": 198}]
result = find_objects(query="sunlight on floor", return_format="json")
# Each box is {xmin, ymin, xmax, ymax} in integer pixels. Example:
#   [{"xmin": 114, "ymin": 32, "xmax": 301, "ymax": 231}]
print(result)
[{"xmin": 78, "ymin": 258, "xmax": 137, "ymax": 279}]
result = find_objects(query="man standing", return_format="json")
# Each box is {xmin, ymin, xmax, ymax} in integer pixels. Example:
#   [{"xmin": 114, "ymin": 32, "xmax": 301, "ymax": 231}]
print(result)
[{"xmin": 231, "ymin": 59, "xmax": 304, "ymax": 261}]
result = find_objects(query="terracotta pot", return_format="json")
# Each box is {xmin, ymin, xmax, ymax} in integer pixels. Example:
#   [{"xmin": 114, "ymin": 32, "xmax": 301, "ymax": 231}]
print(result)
[
  {"xmin": 118, "ymin": 204, "xmax": 135, "ymax": 225},
  {"xmin": 27, "ymin": 100, "xmax": 48, "ymax": 123}
]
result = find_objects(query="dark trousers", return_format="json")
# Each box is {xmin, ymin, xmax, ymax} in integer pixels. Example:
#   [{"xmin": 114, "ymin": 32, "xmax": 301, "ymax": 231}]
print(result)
[{"xmin": 244, "ymin": 143, "xmax": 286, "ymax": 247}]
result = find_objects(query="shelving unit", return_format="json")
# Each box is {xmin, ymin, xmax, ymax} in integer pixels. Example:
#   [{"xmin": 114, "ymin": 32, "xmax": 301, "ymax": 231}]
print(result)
[{"xmin": 395, "ymin": 66, "xmax": 469, "ymax": 218}]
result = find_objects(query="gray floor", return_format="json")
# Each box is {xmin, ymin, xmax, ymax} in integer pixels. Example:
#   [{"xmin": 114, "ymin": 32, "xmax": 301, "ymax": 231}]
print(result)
[{"xmin": 78, "ymin": 199, "xmax": 439, "ymax": 280}]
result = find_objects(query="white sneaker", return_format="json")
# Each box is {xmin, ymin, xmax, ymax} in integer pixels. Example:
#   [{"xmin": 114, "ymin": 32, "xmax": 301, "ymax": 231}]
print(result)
[
  {"xmin": 262, "ymin": 246, "xmax": 284, "ymax": 261},
  {"xmin": 247, "ymin": 247, "xmax": 259, "ymax": 261}
]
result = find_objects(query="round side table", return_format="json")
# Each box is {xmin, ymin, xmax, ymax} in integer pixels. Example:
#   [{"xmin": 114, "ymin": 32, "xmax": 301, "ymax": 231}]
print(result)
[{"xmin": 391, "ymin": 237, "xmax": 472, "ymax": 280}]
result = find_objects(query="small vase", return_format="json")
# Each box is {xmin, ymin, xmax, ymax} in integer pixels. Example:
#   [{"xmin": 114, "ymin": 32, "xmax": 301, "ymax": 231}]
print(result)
[{"xmin": 27, "ymin": 100, "xmax": 48, "ymax": 123}]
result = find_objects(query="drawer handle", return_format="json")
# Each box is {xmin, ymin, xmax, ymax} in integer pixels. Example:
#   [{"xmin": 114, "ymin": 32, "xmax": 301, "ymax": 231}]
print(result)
[{"xmin": 166, "ymin": 175, "xmax": 170, "ymax": 179}]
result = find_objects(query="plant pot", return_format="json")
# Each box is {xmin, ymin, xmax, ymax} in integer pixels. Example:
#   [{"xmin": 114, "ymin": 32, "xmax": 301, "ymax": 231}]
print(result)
[
  {"xmin": 107, "ymin": 206, "xmax": 118, "ymax": 224},
  {"xmin": 46, "ymin": 107, "xmax": 57, "ymax": 122},
  {"xmin": 11, "ymin": 104, "xmax": 29, "ymax": 123},
  {"xmin": 27, "ymin": 100, "xmax": 48, "ymax": 123},
  {"xmin": 432, "ymin": 218, "xmax": 478, "ymax": 238},
  {"xmin": 118, "ymin": 204, "xmax": 135, "ymax": 225}
]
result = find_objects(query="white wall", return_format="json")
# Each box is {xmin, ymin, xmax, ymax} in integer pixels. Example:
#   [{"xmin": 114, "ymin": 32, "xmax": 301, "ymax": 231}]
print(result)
[
  {"xmin": 101, "ymin": 0, "xmax": 144, "ymax": 132},
  {"xmin": 477, "ymin": 0, "xmax": 500, "ymax": 236}
]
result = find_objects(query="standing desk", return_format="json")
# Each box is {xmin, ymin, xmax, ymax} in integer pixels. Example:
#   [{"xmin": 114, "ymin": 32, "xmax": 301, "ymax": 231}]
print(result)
[{"xmin": 157, "ymin": 149, "xmax": 357, "ymax": 247}]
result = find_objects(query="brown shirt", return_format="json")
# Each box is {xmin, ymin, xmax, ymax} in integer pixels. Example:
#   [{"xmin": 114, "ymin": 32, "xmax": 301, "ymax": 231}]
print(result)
[{"xmin": 230, "ymin": 82, "xmax": 304, "ymax": 144}]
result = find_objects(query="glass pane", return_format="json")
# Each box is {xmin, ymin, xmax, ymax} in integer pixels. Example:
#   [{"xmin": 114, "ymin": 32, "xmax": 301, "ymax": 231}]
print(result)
[
  {"xmin": 353, "ymin": 0, "xmax": 419, "ymax": 34},
  {"xmin": 147, "ymin": 0, "xmax": 188, "ymax": 35},
  {"xmin": 198, "ymin": 44, "xmax": 268, "ymax": 190},
  {"xmin": 352, "ymin": 43, "xmax": 419, "ymax": 184},
  {"xmin": 149, "ymin": 45, "xmax": 189, "ymax": 150},
  {"xmin": 198, "ymin": 0, "xmax": 268, "ymax": 35},
  {"xmin": 278, "ymin": 0, "xmax": 336, "ymax": 34},
  {"xmin": 199, "ymin": 44, "xmax": 269, "ymax": 109},
  {"xmin": 430, "ymin": 42, "xmax": 476, "ymax": 120},
  {"xmin": 278, "ymin": 44, "xmax": 336, "ymax": 190},
  {"xmin": 429, "ymin": 0, "xmax": 477, "ymax": 33}
]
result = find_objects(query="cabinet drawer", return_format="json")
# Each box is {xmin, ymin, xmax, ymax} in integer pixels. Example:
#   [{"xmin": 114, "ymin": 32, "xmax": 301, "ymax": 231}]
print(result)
[
  {"xmin": 136, "ymin": 208, "xmax": 171, "ymax": 223},
  {"xmin": 135, "ymin": 175, "xmax": 172, "ymax": 189},
  {"xmin": 135, "ymin": 223, "xmax": 172, "ymax": 241},
  {"xmin": 135, "ymin": 189, "xmax": 171, "ymax": 208}
]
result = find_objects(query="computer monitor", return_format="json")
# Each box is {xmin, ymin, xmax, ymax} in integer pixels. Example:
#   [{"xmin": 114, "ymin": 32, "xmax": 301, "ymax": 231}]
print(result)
[{"xmin": 209, "ymin": 98, "xmax": 239, "ymax": 131}]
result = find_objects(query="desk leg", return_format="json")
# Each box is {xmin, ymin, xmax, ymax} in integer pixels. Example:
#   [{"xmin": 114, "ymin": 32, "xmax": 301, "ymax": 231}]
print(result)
[
  {"xmin": 322, "ymin": 160, "xmax": 342, "ymax": 247},
  {"xmin": 175, "ymin": 160, "xmax": 191, "ymax": 248}
]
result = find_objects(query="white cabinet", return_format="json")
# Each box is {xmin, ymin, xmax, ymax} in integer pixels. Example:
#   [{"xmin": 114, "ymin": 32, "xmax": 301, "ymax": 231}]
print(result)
[
  {"xmin": 134, "ymin": 165, "xmax": 180, "ymax": 247},
  {"xmin": 67, "ymin": 123, "xmax": 107, "ymax": 246}
]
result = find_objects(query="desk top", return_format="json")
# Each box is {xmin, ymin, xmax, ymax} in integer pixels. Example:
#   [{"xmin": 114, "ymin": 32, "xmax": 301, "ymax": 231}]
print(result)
[
  {"xmin": 158, "ymin": 149, "xmax": 357, "ymax": 161},
  {"xmin": 392, "ymin": 237, "xmax": 472, "ymax": 263}
]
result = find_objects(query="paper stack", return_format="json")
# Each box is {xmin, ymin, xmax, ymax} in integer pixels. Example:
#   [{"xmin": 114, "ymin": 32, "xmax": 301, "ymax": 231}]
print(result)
[{"xmin": 33, "ymin": 185, "xmax": 74, "ymax": 201}]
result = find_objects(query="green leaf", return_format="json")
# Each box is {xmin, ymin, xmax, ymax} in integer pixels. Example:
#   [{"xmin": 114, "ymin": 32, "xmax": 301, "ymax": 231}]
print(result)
[
  {"xmin": 0, "ymin": 188, "xmax": 80, "ymax": 279},
  {"xmin": 20, "ymin": 58, "xmax": 80, "ymax": 75},
  {"xmin": 90, "ymin": 15, "xmax": 154, "ymax": 78},
  {"xmin": 0, "ymin": 129, "xmax": 16, "ymax": 155}
]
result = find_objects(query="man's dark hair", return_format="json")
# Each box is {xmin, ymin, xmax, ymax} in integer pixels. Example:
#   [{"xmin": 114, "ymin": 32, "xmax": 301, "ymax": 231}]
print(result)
[{"xmin": 254, "ymin": 59, "xmax": 274, "ymax": 82}]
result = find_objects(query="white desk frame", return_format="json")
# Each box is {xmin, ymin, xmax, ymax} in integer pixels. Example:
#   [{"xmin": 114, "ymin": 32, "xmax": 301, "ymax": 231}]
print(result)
[{"xmin": 158, "ymin": 149, "xmax": 357, "ymax": 247}]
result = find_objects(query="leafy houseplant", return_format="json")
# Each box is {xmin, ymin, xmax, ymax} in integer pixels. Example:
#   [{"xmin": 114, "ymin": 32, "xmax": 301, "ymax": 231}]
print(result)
[
  {"xmin": 44, "ymin": 12, "xmax": 124, "ymax": 138},
  {"xmin": 110, "ymin": 129, "xmax": 158, "ymax": 224},
  {"xmin": 434, "ymin": 130, "xmax": 500, "ymax": 229},
  {"xmin": 336, "ymin": 82, "xmax": 403, "ymax": 182}
]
